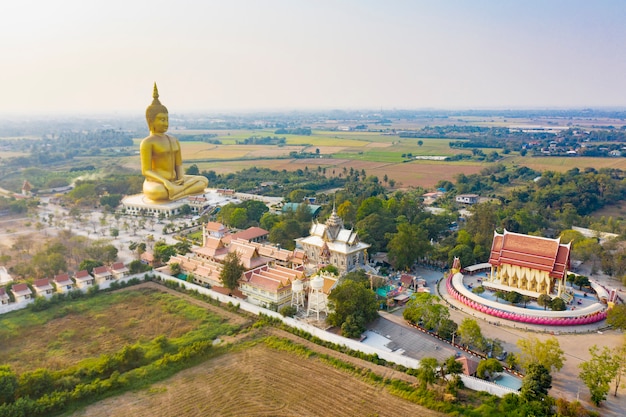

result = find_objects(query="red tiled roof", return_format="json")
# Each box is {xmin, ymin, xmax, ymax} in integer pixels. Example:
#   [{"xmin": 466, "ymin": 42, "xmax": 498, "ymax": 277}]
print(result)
[
  {"xmin": 75, "ymin": 270, "xmax": 93, "ymax": 281},
  {"xmin": 12, "ymin": 283, "xmax": 31, "ymax": 295},
  {"xmin": 112, "ymin": 262, "xmax": 126, "ymax": 270},
  {"xmin": 93, "ymin": 266, "xmax": 110, "ymax": 275},
  {"xmin": 488, "ymin": 230, "xmax": 571, "ymax": 279},
  {"xmin": 457, "ymin": 357, "xmax": 479, "ymax": 376},
  {"xmin": 34, "ymin": 278, "xmax": 52, "ymax": 288},
  {"xmin": 54, "ymin": 273, "xmax": 71, "ymax": 283},
  {"xmin": 400, "ymin": 274, "xmax": 414, "ymax": 286}
]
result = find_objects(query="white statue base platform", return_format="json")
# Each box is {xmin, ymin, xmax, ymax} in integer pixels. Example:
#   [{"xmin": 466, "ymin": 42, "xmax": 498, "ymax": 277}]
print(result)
[
  {"xmin": 121, "ymin": 191, "xmax": 211, "ymax": 217},
  {"xmin": 121, "ymin": 189, "xmax": 239, "ymax": 218}
]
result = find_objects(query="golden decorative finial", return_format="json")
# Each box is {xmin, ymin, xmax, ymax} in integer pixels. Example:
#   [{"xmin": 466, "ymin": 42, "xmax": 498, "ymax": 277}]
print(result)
[{"xmin": 151, "ymin": 83, "xmax": 161, "ymax": 105}]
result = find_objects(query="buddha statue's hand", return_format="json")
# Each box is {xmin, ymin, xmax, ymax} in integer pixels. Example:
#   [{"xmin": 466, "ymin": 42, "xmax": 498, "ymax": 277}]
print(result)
[{"xmin": 164, "ymin": 180, "xmax": 185, "ymax": 199}]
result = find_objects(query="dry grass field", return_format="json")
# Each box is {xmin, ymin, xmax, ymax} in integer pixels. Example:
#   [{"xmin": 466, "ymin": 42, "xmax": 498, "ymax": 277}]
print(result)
[
  {"xmin": 193, "ymin": 158, "xmax": 485, "ymax": 188},
  {"xmin": 73, "ymin": 342, "xmax": 444, "ymax": 417},
  {"xmin": 0, "ymin": 288, "xmax": 203, "ymax": 374},
  {"xmin": 509, "ymin": 156, "xmax": 626, "ymax": 172}
]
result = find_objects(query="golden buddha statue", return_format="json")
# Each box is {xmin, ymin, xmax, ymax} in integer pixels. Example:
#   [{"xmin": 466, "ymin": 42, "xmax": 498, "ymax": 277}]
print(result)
[{"xmin": 141, "ymin": 84, "xmax": 208, "ymax": 201}]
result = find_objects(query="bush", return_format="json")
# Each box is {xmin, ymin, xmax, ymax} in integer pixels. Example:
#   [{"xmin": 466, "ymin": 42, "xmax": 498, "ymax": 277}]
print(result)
[{"xmin": 279, "ymin": 305, "xmax": 298, "ymax": 317}]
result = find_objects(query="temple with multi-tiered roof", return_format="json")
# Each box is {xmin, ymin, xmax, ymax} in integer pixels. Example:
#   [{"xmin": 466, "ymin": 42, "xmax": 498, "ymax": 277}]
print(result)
[
  {"xmin": 486, "ymin": 229, "xmax": 571, "ymax": 297},
  {"xmin": 296, "ymin": 209, "xmax": 370, "ymax": 273}
]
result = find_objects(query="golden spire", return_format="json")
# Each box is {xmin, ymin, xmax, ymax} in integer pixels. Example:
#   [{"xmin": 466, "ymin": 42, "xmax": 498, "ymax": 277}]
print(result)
[{"xmin": 151, "ymin": 82, "xmax": 161, "ymax": 105}]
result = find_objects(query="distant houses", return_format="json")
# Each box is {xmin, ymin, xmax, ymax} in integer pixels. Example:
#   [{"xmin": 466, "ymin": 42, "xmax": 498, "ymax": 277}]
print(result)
[
  {"xmin": 455, "ymin": 194, "xmax": 479, "ymax": 205},
  {"xmin": 0, "ymin": 262, "xmax": 136, "ymax": 313}
]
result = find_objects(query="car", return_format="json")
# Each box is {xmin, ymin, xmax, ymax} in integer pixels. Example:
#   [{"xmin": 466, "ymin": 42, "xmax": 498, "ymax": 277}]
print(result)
[{"xmin": 496, "ymin": 351, "xmax": 508, "ymax": 361}]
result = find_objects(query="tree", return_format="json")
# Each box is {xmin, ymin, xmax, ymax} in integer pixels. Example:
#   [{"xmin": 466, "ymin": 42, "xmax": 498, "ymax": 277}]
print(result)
[
  {"xmin": 78, "ymin": 259, "xmax": 104, "ymax": 274},
  {"xmin": 579, "ymin": 345, "xmax": 618, "ymax": 406},
  {"xmin": 403, "ymin": 293, "xmax": 450, "ymax": 332},
  {"xmin": 153, "ymin": 241, "xmax": 177, "ymax": 264},
  {"xmin": 16, "ymin": 368, "xmax": 54, "ymax": 399},
  {"xmin": 327, "ymin": 279, "xmax": 378, "ymax": 337},
  {"xmin": 437, "ymin": 318, "xmax": 458, "ymax": 342},
  {"xmin": 356, "ymin": 196, "xmax": 385, "ymax": 221},
  {"xmin": 109, "ymin": 227, "xmax": 119, "ymax": 238},
  {"xmin": 229, "ymin": 207, "xmax": 248, "ymax": 229},
  {"xmin": 607, "ymin": 304, "xmax": 626, "ymax": 330},
  {"xmin": 241, "ymin": 200, "xmax": 269, "ymax": 224},
  {"xmin": 457, "ymin": 318, "xmax": 487, "ymax": 351},
  {"xmin": 464, "ymin": 203, "xmax": 499, "ymax": 260},
  {"xmin": 219, "ymin": 252, "xmax": 245, "ymax": 292},
  {"xmin": 179, "ymin": 204, "xmax": 192, "ymax": 215},
  {"xmin": 129, "ymin": 260, "xmax": 151, "ymax": 274},
  {"xmin": 269, "ymin": 218, "xmax": 305, "ymax": 250},
  {"xmin": 505, "ymin": 291, "xmax": 522, "ymax": 305},
  {"xmin": 517, "ymin": 336, "xmax": 565, "ymax": 373},
  {"xmin": 260, "ymin": 212, "xmax": 281, "ymax": 231},
  {"xmin": 416, "ymin": 357, "xmax": 439, "ymax": 388},
  {"xmin": 550, "ymin": 297, "xmax": 566, "ymax": 311},
  {"xmin": 337, "ymin": 200, "xmax": 356, "ymax": 227},
  {"xmin": 506, "ymin": 352, "xmax": 519, "ymax": 370},
  {"xmin": 573, "ymin": 275, "xmax": 590, "ymax": 290},
  {"xmin": 169, "ymin": 262, "xmax": 181, "ymax": 276},
  {"xmin": 494, "ymin": 290, "xmax": 506, "ymax": 303},
  {"xmin": 0, "ymin": 365, "xmax": 17, "ymax": 404},
  {"xmin": 442, "ymin": 355, "xmax": 464, "ymax": 381},
  {"xmin": 418, "ymin": 140, "xmax": 424, "ymax": 147},
  {"xmin": 356, "ymin": 212, "xmax": 396, "ymax": 254},
  {"xmin": 185, "ymin": 164, "xmax": 200, "ymax": 175},
  {"xmin": 174, "ymin": 241, "xmax": 192, "ymax": 255},
  {"xmin": 477, "ymin": 358, "xmax": 503, "ymax": 380},
  {"xmin": 537, "ymin": 294, "xmax": 552, "ymax": 310},
  {"xmin": 520, "ymin": 363, "xmax": 552, "ymax": 403},
  {"xmin": 386, "ymin": 223, "xmax": 431, "ymax": 271},
  {"xmin": 611, "ymin": 343, "xmax": 626, "ymax": 397}
]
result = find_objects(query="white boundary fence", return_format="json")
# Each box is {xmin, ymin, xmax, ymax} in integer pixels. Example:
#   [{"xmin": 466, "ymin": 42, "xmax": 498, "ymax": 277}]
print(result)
[{"xmin": 1, "ymin": 271, "xmax": 517, "ymax": 397}]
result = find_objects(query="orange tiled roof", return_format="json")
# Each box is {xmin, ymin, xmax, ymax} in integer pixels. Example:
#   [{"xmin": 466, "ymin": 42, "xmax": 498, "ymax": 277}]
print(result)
[
  {"xmin": 229, "ymin": 227, "xmax": 269, "ymax": 242},
  {"xmin": 488, "ymin": 230, "xmax": 571, "ymax": 279},
  {"xmin": 206, "ymin": 222, "xmax": 226, "ymax": 232}
]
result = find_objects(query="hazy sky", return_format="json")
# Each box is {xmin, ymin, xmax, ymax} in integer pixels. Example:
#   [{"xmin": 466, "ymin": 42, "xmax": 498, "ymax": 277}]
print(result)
[{"xmin": 1, "ymin": 0, "xmax": 625, "ymax": 115}]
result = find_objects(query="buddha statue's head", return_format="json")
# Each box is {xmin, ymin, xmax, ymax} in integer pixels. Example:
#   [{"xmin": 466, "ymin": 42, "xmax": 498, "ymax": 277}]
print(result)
[{"xmin": 145, "ymin": 83, "xmax": 169, "ymax": 131}]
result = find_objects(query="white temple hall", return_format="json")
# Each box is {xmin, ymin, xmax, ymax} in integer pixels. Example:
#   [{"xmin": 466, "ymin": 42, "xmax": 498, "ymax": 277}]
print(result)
[
  {"xmin": 486, "ymin": 229, "xmax": 571, "ymax": 297},
  {"xmin": 296, "ymin": 209, "xmax": 370, "ymax": 273}
]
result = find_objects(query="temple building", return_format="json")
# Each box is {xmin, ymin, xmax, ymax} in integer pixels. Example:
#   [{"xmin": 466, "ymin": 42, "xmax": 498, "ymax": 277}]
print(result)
[
  {"xmin": 296, "ymin": 209, "xmax": 370, "ymax": 273},
  {"xmin": 486, "ymin": 230, "xmax": 571, "ymax": 297}
]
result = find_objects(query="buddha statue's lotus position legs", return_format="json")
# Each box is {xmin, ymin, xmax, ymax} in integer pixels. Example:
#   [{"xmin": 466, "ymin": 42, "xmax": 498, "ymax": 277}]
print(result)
[{"xmin": 141, "ymin": 84, "xmax": 208, "ymax": 201}]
